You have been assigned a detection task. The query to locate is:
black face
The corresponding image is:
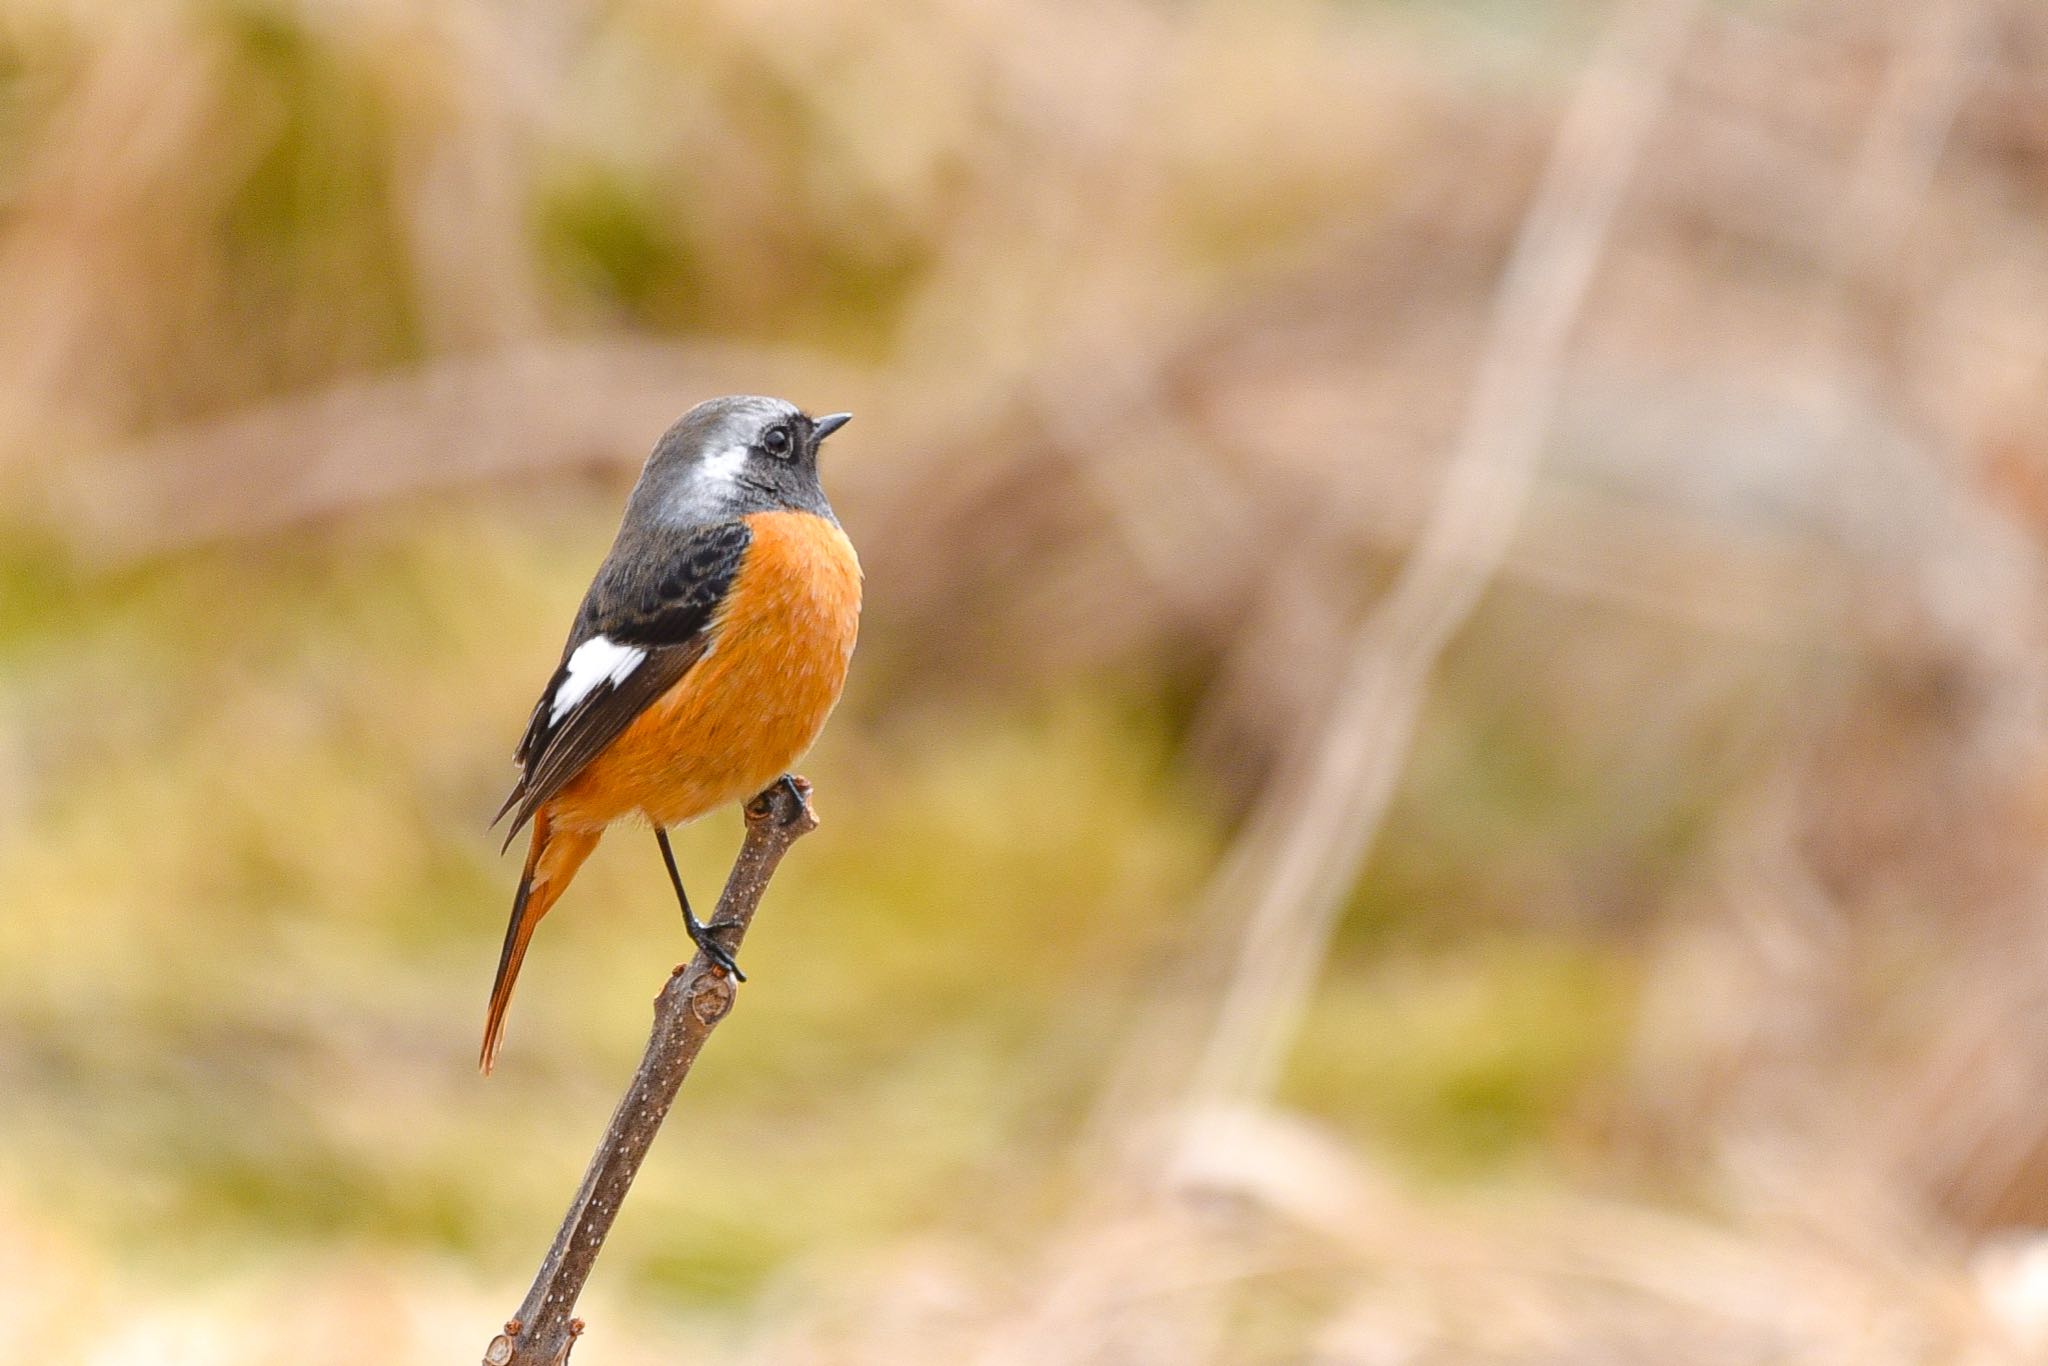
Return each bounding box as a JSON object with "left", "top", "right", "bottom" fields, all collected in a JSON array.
[
  {"left": 750, "top": 409, "right": 849, "bottom": 468},
  {"left": 732, "top": 409, "right": 852, "bottom": 516}
]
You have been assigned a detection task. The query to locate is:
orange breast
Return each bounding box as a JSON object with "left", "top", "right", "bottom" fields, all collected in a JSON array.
[{"left": 549, "top": 510, "right": 862, "bottom": 831}]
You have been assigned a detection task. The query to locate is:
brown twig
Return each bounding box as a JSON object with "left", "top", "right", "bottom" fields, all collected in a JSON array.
[{"left": 482, "top": 776, "right": 819, "bottom": 1366}]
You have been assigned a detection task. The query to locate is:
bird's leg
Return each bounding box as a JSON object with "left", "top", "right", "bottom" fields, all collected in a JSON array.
[{"left": 655, "top": 827, "right": 745, "bottom": 981}]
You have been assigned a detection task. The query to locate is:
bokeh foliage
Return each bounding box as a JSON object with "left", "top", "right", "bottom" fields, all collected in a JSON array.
[{"left": 5, "top": 0, "right": 2048, "bottom": 1360}]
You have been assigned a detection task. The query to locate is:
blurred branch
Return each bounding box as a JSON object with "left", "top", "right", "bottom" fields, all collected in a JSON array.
[
  {"left": 482, "top": 778, "right": 818, "bottom": 1366},
  {"left": 50, "top": 339, "right": 871, "bottom": 565},
  {"left": 973, "top": 10, "right": 1710, "bottom": 1349},
  {"left": 1151, "top": 0, "right": 1705, "bottom": 1158}
]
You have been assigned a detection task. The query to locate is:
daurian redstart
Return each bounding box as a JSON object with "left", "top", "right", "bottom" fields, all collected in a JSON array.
[{"left": 481, "top": 396, "right": 861, "bottom": 1073}]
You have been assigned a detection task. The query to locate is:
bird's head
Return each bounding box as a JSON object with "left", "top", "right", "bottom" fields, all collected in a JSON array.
[{"left": 633, "top": 394, "right": 851, "bottom": 524}]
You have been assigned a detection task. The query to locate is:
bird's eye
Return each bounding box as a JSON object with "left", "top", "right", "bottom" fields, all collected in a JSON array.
[{"left": 761, "top": 424, "right": 793, "bottom": 458}]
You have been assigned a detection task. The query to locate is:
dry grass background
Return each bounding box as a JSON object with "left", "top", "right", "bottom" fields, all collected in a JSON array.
[{"left": 4, "top": 0, "right": 2048, "bottom": 1360}]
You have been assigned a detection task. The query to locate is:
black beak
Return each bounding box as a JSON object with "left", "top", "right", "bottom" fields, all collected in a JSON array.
[{"left": 812, "top": 412, "right": 852, "bottom": 442}]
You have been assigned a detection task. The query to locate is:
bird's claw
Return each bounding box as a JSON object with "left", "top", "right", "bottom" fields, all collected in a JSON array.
[{"left": 685, "top": 910, "right": 746, "bottom": 981}]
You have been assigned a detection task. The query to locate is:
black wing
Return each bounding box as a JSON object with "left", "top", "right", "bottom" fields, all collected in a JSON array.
[{"left": 494, "top": 519, "right": 752, "bottom": 845}]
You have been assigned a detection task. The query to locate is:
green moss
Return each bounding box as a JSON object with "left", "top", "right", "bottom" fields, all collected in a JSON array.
[
  {"left": 536, "top": 166, "right": 704, "bottom": 327},
  {"left": 0, "top": 16, "right": 64, "bottom": 205},
  {"left": 0, "top": 534, "right": 86, "bottom": 649},
  {"left": 210, "top": 2, "right": 422, "bottom": 386},
  {"left": 0, "top": 512, "right": 1226, "bottom": 1296},
  {"left": 637, "top": 1222, "right": 792, "bottom": 1306},
  {"left": 0, "top": 494, "right": 1679, "bottom": 1309},
  {"left": 1286, "top": 936, "right": 1635, "bottom": 1176},
  {"left": 782, "top": 235, "right": 932, "bottom": 362}
]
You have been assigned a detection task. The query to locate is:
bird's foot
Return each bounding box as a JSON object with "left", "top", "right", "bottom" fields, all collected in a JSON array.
[{"left": 685, "top": 907, "right": 746, "bottom": 981}]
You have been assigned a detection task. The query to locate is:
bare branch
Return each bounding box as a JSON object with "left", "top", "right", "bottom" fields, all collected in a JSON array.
[{"left": 481, "top": 776, "right": 819, "bottom": 1366}]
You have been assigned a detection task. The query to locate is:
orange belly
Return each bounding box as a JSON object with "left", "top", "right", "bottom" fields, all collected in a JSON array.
[{"left": 547, "top": 510, "right": 861, "bottom": 831}]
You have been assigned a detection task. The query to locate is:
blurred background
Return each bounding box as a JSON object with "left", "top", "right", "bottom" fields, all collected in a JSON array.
[{"left": 3, "top": 0, "right": 2048, "bottom": 1361}]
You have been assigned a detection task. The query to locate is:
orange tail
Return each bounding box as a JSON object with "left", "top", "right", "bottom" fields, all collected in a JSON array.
[{"left": 480, "top": 811, "right": 601, "bottom": 1075}]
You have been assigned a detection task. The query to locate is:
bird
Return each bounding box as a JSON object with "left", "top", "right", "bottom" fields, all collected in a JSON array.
[{"left": 480, "top": 395, "right": 862, "bottom": 1074}]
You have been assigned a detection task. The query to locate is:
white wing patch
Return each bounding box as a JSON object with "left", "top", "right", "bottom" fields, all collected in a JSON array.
[{"left": 550, "top": 635, "right": 646, "bottom": 724}]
